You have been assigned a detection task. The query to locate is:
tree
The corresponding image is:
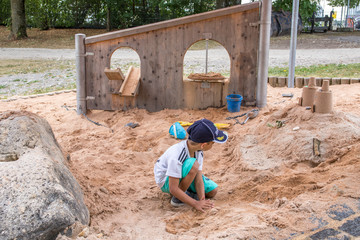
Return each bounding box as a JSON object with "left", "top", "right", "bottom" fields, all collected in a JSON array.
[
  {"left": 0, "top": 0, "right": 11, "bottom": 26},
  {"left": 272, "top": 0, "right": 320, "bottom": 25},
  {"left": 328, "top": 0, "right": 360, "bottom": 8},
  {"left": 216, "top": 0, "right": 242, "bottom": 9},
  {"left": 9, "top": 0, "right": 27, "bottom": 39}
]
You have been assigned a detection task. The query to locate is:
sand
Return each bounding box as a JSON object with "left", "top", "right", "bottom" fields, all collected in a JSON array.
[{"left": 1, "top": 84, "right": 360, "bottom": 239}]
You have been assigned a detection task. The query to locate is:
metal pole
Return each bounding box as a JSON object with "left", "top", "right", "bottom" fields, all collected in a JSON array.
[
  {"left": 205, "top": 39, "right": 209, "bottom": 74},
  {"left": 75, "top": 34, "right": 87, "bottom": 115},
  {"left": 345, "top": 0, "right": 350, "bottom": 27},
  {"left": 256, "top": 0, "right": 272, "bottom": 108},
  {"left": 288, "top": 0, "right": 300, "bottom": 88}
]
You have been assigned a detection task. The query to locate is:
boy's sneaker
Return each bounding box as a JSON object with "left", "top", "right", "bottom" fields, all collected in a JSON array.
[
  {"left": 186, "top": 191, "right": 199, "bottom": 201},
  {"left": 170, "top": 196, "right": 184, "bottom": 207},
  {"left": 170, "top": 191, "right": 199, "bottom": 207}
]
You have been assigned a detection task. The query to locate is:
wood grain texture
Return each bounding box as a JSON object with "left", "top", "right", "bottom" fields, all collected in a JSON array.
[
  {"left": 119, "top": 66, "right": 141, "bottom": 96},
  {"left": 85, "top": 3, "right": 259, "bottom": 44},
  {"left": 83, "top": 4, "right": 260, "bottom": 112}
]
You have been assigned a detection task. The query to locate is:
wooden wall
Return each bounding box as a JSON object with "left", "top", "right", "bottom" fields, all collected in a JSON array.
[{"left": 83, "top": 2, "right": 260, "bottom": 112}]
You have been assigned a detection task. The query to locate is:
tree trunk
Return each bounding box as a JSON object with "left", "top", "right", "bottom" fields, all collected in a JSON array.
[
  {"left": 216, "top": 0, "right": 223, "bottom": 9},
  {"left": 9, "top": 0, "right": 27, "bottom": 40},
  {"left": 106, "top": 5, "right": 111, "bottom": 31}
]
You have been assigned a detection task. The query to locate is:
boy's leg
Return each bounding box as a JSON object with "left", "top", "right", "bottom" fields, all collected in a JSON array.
[
  {"left": 160, "top": 157, "right": 198, "bottom": 194},
  {"left": 178, "top": 158, "right": 199, "bottom": 192},
  {"left": 205, "top": 186, "right": 218, "bottom": 198},
  {"left": 188, "top": 174, "right": 218, "bottom": 198},
  {"left": 160, "top": 157, "right": 218, "bottom": 198}
]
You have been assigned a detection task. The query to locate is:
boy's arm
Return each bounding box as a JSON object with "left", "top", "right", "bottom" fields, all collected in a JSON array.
[
  {"left": 194, "top": 170, "right": 205, "bottom": 200},
  {"left": 168, "top": 176, "right": 213, "bottom": 212}
]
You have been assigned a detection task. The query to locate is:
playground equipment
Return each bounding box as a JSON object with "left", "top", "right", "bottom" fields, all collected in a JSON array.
[{"left": 76, "top": 2, "right": 270, "bottom": 113}]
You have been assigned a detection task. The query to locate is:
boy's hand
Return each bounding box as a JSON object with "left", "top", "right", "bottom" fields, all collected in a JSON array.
[{"left": 194, "top": 199, "right": 214, "bottom": 212}]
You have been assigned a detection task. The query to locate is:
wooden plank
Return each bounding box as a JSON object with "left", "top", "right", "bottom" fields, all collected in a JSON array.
[
  {"left": 86, "top": 42, "right": 110, "bottom": 110},
  {"left": 104, "top": 67, "right": 125, "bottom": 80},
  {"left": 105, "top": 67, "right": 124, "bottom": 94},
  {"left": 100, "top": 42, "right": 112, "bottom": 109},
  {"left": 153, "top": 29, "right": 167, "bottom": 109},
  {"left": 85, "top": 2, "right": 259, "bottom": 44},
  {"left": 232, "top": 13, "right": 245, "bottom": 98},
  {"left": 241, "top": 10, "right": 259, "bottom": 105},
  {"left": 183, "top": 81, "right": 228, "bottom": 109},
  {"left": 119, "top": 66, "right": 141, "bottom": 96},
  {"left": 85, "top": 44, "right": 96, "bottom": 109},
  {"left": 164, "top": 26, "right": 177, "bottom": 109},
  {"left": 174, "top": 24, "right": 186, "bottom": 109}
]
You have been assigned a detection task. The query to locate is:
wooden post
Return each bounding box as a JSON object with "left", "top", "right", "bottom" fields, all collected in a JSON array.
[
  {"left": 295, "top": 77, "right": 304, "bottom": 88},
  {"left": 277, "top": 77, "right": 287, "bottom": 87},
  {"left": 268, "top": 76, "right": 277, "bottom": 87},
  {"left": 341, "top": 78, "right": 350, "bottom": 85},
  {"left": 315, "top": 77, "right": 323, "bottom": 86},
  {"left": 75, "top": 34, "right": 86, "bottom": 115}
]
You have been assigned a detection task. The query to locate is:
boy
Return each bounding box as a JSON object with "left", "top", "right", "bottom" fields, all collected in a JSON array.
[{"left": 154, "top": 118, "right": 228, "bottom": 212}]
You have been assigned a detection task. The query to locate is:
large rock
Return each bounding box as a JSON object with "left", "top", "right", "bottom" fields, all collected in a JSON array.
[{"left": 0, "top": 111, "right": 89, "bottom": 240}]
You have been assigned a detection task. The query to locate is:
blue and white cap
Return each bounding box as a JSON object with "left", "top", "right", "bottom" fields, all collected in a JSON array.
[{"left": 187, "top": 118, "right": 228, "bottom": 143}]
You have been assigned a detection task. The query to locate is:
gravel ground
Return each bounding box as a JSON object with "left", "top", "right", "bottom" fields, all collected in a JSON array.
[
  {"left": 1, "top": 47, "right": 360, "bottom": 99},
  {"left": 2, "top": 47, "right": 360, "bottom": 67}
]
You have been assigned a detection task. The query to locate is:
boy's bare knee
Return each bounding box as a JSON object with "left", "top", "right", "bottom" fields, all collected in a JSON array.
[
  {"left": 206, "top": 187, "right": 218, "bottom": 198},
  {"left": 189, "top": 160, "right": 199, "bottom": 174}
]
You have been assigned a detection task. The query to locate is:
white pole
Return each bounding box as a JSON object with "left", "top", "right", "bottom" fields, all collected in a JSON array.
[
  {"left": 205, "top": 39, "right": 209, "bottom": 74},
  {"left": 288, "top": 0, "right": 300, "bottom": 88},
  {"left": 256, "top": 0, "right": 272, "bottom": 108},
  {"left": 75, "top": 34, "right": 86, "bottom": 115}
]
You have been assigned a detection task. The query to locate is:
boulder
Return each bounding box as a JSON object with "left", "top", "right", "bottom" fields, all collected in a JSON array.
[{"left": 0, "top": 111, "right": 89, "bottom": 240}]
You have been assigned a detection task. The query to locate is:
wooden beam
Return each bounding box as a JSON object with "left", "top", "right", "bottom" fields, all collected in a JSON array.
[
  {"left": 85, "top": 2, "right": 259, "bottom": 45},
  {"left": 119, "top": 66, "right": 141, "bottom": 96},
  {"left": 104, "top": 67, "right": 125, "bottom": 80}
]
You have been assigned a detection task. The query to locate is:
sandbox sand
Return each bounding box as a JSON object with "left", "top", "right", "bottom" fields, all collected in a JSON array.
[{"left": 1, "top": 84, "right": 360, "bottom": 239}]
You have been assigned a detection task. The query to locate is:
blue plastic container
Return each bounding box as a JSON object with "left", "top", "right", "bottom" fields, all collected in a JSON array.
[{"left": 226, "top": 94, "right": 243, "bottom": 112}]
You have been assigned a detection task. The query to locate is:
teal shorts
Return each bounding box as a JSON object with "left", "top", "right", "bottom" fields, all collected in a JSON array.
[{"left": 160, "top": 157, "right": 218, "bottom": 194}]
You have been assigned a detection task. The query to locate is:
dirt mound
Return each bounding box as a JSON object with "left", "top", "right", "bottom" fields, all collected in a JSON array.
[{"left": 1, "top": 83, "right": 360, "bottom": 239}]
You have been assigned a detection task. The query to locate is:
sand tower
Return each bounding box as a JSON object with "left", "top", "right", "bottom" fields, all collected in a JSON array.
[
  {"left": 299, "top": 77, "right": 317, "bottom": 107},
  {"left": 312, "top": 80, "right": 333, "bottom": 113}
]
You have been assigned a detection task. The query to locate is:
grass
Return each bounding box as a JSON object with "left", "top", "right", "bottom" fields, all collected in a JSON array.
[
  {"left": 268, "top": 63, "right": 360, "bottom": 78},
  {"left": 23, "top": 82, "right": 76, "bottom": 95},
  {"left": 27, "top": 80, "right": 40, "bottom": 84},
  {"left": 0, "top": 59, "right": 75, "bottom": 77},
  {"left": 0, "top": 26, "right": 107, "bottom": 49}
]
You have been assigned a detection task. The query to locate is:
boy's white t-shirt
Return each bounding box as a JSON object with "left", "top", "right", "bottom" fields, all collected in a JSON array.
[{"left": 154, "top": 140, "right": 204, "bottom": 188}]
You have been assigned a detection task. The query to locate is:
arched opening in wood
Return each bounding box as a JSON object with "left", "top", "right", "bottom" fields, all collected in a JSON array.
[
  {"left": 110, "top": 47, "right": 141, "bottom": 75},
  {"left": 182, "top": 40, "right": 231, "bottom": 110},
  {"left": 105, "top": 47, "right": 141, "bottom": 96},
  {"left": 183, "top": 39, "right": 231, "bottom": 82}
]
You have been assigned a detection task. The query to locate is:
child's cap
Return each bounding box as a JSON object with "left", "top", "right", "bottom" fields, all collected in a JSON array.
[{"left": 187, "top": 118, "right": 228, "bottom": 143}]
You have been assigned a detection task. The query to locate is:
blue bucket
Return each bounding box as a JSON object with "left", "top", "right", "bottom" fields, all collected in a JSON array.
[{"left": 226, "top": 94, "right": 243, "bottom": 112}]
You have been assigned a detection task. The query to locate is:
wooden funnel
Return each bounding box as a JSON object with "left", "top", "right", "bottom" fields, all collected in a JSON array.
[
  {"left": 312, "top": 80, "right": 333, "bottom": 113},
  {"left": 299, "top": 77, "right": 317, "bottom": 107}
]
